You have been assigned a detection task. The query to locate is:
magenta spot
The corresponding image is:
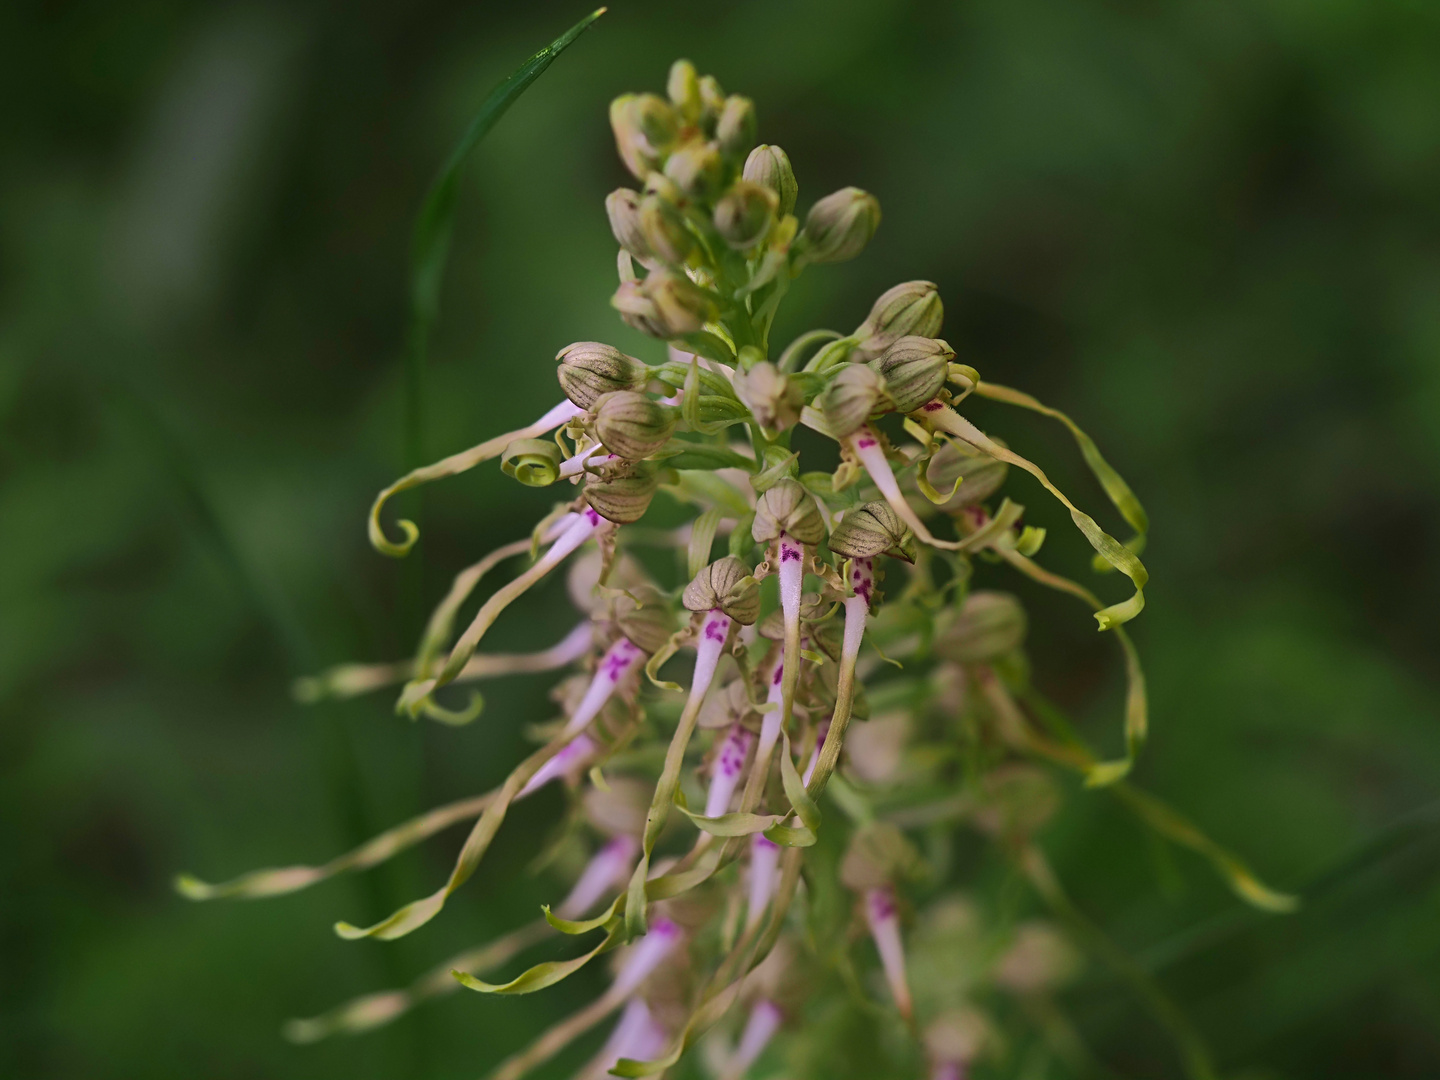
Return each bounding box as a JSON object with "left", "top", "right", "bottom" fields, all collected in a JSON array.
[
  {"left": 857, "top": 438, "right": 877, "bottom": 449},
  {"left": 705, "top": 619, "right": 727, "bottom": 642},
  {"left": 584, "top": 507, "right": 601, "bottom": 526},
  {"left": 868, "top": 890, "right": 897, "bottom": 921},
  {"left": 780, "top": 546, "right": 801, "bottom": 562},
  {"left": 755, "top": 835, "right": 780, "bottom": 852},
  {"left": 772, "top": 666, "right": 783, "bottom": 686},
  {"left": 922, "top": 400, "right": 943, "bottom": 412},
  {"left": 856, "top": 582, "right": 872, "bottom": 602}
]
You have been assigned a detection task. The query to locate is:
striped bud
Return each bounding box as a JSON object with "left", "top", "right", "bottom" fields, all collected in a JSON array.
[
  {"left": 605, "top": 188, "right": 652, "bottom": 262},
  {"left": 714, "top": 181, "right": 777, "bottom": 250},
  {"left": 593, "top": 391, "right": 676, "bottom": 460},
  {"left": 828, "top": 501, "right": 915, "bottom": 562},
  {"left": 612, "top": 270, "right": 715, "bottom": 339},
  {"left": 752, "top": 478, "right": 826, "bottom": 546},
  {"left": 821, "top": 363, "right": 890, "bottom": 437},
  {"left": 614, "top": 590, "right": 678, "bottom": 656},
  {"left": 935, "top": 591, "right": 1027, "bottom": 663},
  {"left": 855, "top": 281, "right": 944, "bottom": 360},
  {"left": 557, "top": 342, "right": 648, "bottom": 409},
  {"left": 716, "top": 95, "right": 757, "bottom": 158},
  {"left": 609, "top": 94, "right": 675, "bottom": 179},
  {"left": 639, "top": 193, "right": 694, "bottom": 264},
  {"left": 869, "top": 336, "right": 954, "bottom": 413},
  {"left": 801, "top": 187, "right": 880, "bottom": 264},
  {"left": 663, "top": 142, "right": 725, "bottom": 201},
  {"left": 742, "top": 144, "right": 797, "bottom": 218},
  {"left": 682, "top": 555, "right": 760, "bottom": 625},
  {"left": 733, "top": 360, "right": 802, "bottom": 433},
  {"left": 584, "top": 465, "right": 659, "bottom": 525},
  {"left": 499, "top": 438, "right": 562, "bottom": 487},
  {"left": 667, "top": 60, "right": 702, "bottom": 122},
  {"left": 925, "top": 439, "right": 1009, "bottom": 513}
]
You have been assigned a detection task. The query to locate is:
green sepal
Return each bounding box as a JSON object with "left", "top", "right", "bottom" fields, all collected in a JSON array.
[
  {"left": 451, "top": 921, "right": 620, "bottom": 995},
  {"left": 678, "top": 806, "right": 781, "bottom": 837}
]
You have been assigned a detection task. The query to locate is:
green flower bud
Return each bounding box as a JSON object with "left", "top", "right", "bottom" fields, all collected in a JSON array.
[
  {"left": 801, "top": 187, "right": 880, "bottom": 264},
  {"left": 869, "top": 336, "right": 954, "bottom": 414},
  {"left": 992, "top": 922, "right": 1081, "bottom": 995},
  {"left": 593, "top": 390, "right": 676, "bottom": 460},
  {"left": 742, "top": 144, "right": 798, "bottom": 218},
  {"left": 935, "top": 591, "right": 1027, "bottom": 663},
  {"left": 682, "top": 555, "right": 760, "bottom": 624},
  {"left": 698, "top": 75, "right": 726, "bottom": 123},
  {"left": 609, "top": 94, "right": 669, "bottom": 180},
  {"left": 584, "top": 465, "right": 659, "bottom": 524},
  {"left": 605, "top": 188, "right": 652, "bottom": 263},
  {"left": 828, "top": 501, "right": 915, "bottom": 562},
  {"left": 633, "top": 93, "right": 679, "bottom": 152},
  {"left": 821, "top": 363, "right": 891, "bottom": 437},
  {"left": 757, "top": 592, "right": 830, "bottom": 640},
  {"left": 639, "top": 192, "right": 694, "bottom": 264},
  {"left": 924, "top": 1009, "right": 993, "bottom": 1068},
  {"left": 612, "top": 270, "right": 715, "bottom": 339},
  {"left": 974, "top": 765, "right": 1059, "bottom": 841},
  {"left": 715, "top": 95, "right": 756, "bottom": 158},
  {"left": 499, "top": 438, "right": 563, "bottom": 487},
  {"left": 667, "top": 60, "right": 702, "bottom": 122},
  {"left": 854, "top": 281, "right": 944, "bottom": 360},
  {"left": 663, "top": 142, "right": 725, "bottom": 201},
  {"left": 925, "top": 440, "right": 1009, "bottom": 513},
  {"left": 713, "top": 181, "right": 777, "bottom": 250},
  {"left": 839, "top": 822, "right": 917, "bottom": 891},
  {"left": 752, "top": 478, "right": 826, "bottom": 546},
  {"left": 613, "top": 586, "right": 678, "bottom": 655},
  {"left": 556, "top": 341, "right": 648, "bottom": 409},
  {"left": 732, "top": 359, "right": 802, "bottom": 433}
]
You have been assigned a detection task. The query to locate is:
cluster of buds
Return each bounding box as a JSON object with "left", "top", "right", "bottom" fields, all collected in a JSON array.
[{"left": 182, "top": 58, "right": 1295, "bottom": 1080}]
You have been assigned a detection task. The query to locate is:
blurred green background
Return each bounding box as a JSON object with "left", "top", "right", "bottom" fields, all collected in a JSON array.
[{"left": 4, "top": 0, "right": 1440, "bottom": 1077}]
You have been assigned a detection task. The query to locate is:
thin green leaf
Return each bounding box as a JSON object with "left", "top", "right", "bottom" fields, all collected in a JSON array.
[
  {"left": 452, "top": 922, "right": 619, "bottom": 995},
  {"left": 400, "top": 8, "right": 606, "bottom": 474}
]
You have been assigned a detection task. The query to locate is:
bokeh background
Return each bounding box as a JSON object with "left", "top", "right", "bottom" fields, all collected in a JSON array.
[{"left": 5, "top": 0, "right": 1440, "bottom": 1077}]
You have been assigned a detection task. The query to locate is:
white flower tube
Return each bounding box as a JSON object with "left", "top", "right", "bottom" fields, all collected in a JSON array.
[
  {"left": 518, "top": 734, "right": 598, "bottom": 799},
  {"left": 746, "top": 835, "right": 782, "bottom": 932},
  {"left": 402, "top": 508, "right": 605, "bottom": 715},
  {"left": 865, "top": 885, "right": 913, "bottom": 1021},
  {"left": 610, "top": 917, "right": 682, "bottom": 998},
  {"left": 556, "top": 835, "right": 640, "bottom": 920},
  {"left": 586, "top": 998, "right": 670, "bottom": 1079},
  {"left": 723, "top": 999, "right": 784, "bottom": 1080},
  {"left": 705, "top": 723, "right": 755, "bottom": 818},
  {"left": 847, "top": 427, "right": 957, "bottom": 551}
]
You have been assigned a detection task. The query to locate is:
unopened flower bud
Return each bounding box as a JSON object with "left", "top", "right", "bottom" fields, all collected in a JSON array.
[
  {"left": 869, "top": 336, "right": 954, "bottom": 414},
  {"left": 974, "top": 765, "right": 1059, "bottom": 841},
  {"left": 716, "top": 95, "right": 756, "bottom": 158},
  {"left": 821, "top": 363, "right": 890, "bottom": 437},
  {"left": 924, "top": 1009, "right": 992, "bottom": 1070},
  {"left": 639, "top": 193, "right": 694, "bottom": 264},
  {"left": 828, "top": 501, "right": 915, "bottom": 562},
  {"left": 584, "top": 465, "right": 659, "bottom": 525},
  {"left": 801, "top": 187, "right": 880, "bottom": 264},
  {"left": 500, "top": 438, "right": 563, "bottom": 487},
  {"left": 839, "top": 823, "right": 916, "bottom": 891},
  {"left": 855, "top": 281, "right": 944, "bottom": 360},
  {"left": 935, "top": 590, "right": 1027, "bottom": 663},
  {"left": 663, "top": 142, "right": 725, "bottom": 201},
  {"left": 742, "top": 145, "right": 797, "bottom": 218},
  {"left": 584, "top": 775, "right": 652, "bottom": 836},
  {"left": 557, "top": 342, "right": 648, "bottom": 409},
  {"left": 752, "top": 478, "right": 826, "bottom": 546},
  {"left": 610, "top": 94, "right": 672, "bottom": 180},
  {"left": 992, "top": 922, "right": 1081, "bottom": 994},
  {"left": 614, "top": 593, "right": 678, "bottom": 656},
  {"left": 593, "top": 391, "right": 676, "bottom": 460},
  {"left": 682, "top": 555, "right": 760, "bottom": 625},
  {"left": 612, "top": 270, "right": 715, "bottom": 339},
  {"left": 733, "top": 360, "right": 802, "bottom": 433},
  {"left": 698, "top": 75, "right": 726, "bottom": 121},
  {"left": 605, "top": 188, "right": 653, "bottom": 262},
  {"left": 666, "top": 60, "right": 701, "bottom": 121},
  {"left": 925, "top": 440, "right": 1009, "bottom": 513},
  {"left": 713, "top": 181, "right": 777, "bottom": 250}
]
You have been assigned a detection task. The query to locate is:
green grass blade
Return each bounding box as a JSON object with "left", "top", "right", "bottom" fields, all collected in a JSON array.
[{"left": 401, "top": 6, "right": 606, "bottom": 470}]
